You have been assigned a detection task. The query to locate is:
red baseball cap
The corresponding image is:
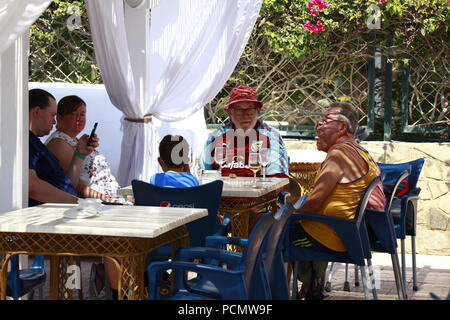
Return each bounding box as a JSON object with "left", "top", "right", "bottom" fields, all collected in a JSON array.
[{"left": 224, "top": 85, "right": 263, "bottom": 110}]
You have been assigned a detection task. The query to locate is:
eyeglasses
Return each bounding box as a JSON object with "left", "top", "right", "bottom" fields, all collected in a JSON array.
[
  {"left": 231, "top": 107, "right": 257, "bottom": 116},
  {"left": 317, "top": 112, "right": 342, "bottom": 124},
  {"left": 316, "top": 112, "right": 353, "bottom": 131}
]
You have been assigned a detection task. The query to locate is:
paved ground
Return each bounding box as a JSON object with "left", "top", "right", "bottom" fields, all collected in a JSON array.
[
  {"left": 321, "top": 253, "right": 450, "bottom": 300},
  {"left": 23, "top": 252, "right": 450, "bottom": 300}
]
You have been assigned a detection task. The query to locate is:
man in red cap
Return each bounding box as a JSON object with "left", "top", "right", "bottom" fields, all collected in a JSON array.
[{"left": 201, "top": 85, "right": 288, "bottom": 178}]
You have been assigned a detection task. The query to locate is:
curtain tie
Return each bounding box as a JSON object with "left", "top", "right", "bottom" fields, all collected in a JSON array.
[{"left": 124, "top": 113, "right": 153, "bottom": 123}]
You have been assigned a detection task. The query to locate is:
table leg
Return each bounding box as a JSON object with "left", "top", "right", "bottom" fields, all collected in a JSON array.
[
  {"left": 228, "top": 213, "right": 248, "bottom": 252},
  {"left": 49, "top": 255, "right": 75, "bottom": 300},
  {"left": 0, "top": 254, "right": 8, "bottom": 300},
  {"left": 167, "top": 234, "right": 190, "bottom": 293},
  {"left": 116, "top": 254, "right": 146, "bottom": 300}
]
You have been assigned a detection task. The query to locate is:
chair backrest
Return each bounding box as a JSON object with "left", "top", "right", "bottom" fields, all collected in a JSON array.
[
  {"left": 132, "top": 179, "right": 224, "bottom": 247},
  {"left": 241, "top": 212, "right": 275, "bottom": 299},
  {"left": 264, "top": 203, "right": 294, "bottom": 299},
  {"left": 378, "top": 158, "right": 425, "bottom": 195},
  {"left": 265, "top": 203, "right": 294, "bottom": 275}
]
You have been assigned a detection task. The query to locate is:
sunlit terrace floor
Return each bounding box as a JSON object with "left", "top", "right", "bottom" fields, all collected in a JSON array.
[{"left": 33, "top": 252, "right": 449, "bottom": 301}]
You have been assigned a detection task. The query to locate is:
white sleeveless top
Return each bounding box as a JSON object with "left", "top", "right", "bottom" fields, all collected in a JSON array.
[{"left": 45, "top": 130, "right": 122, "bottom": 201}]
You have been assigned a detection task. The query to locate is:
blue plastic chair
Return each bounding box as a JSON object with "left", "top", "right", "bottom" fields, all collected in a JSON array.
[
  {"left": 178, "top": 203, "right": 295, "bottom": 300},
  {"left": 147, "top": 212, "right": 275, "bottom": 300},
  {"left": 378, "top": 158, "right": 425, "bottom": 291},
  {"left": 326, "top": 168, "right": 415, "bottom": 298},
  {"left": 283, "top": 176, "right": 382, "bottom": 300},
  {"left": 7, "top": 255, "right": 46, "bottom": 299},
  {"left": 131, "top": 179, "right": 230, "bottom": 262},
  {"left": 365, "top": 169, "right": 410, "bottom": 300}
]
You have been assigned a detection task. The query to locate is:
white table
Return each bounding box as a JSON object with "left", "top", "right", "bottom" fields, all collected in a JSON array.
[
  {"left": 117, "top": 176, "right": 289, "bottom": 249},
  {"left": 287, "top": 149, "right": 327, "bottom": 163},
  {"left": 286, "top": 149, "right": 325, "bottom": 199},
  {"left": 0, "top": 203, "right": 207, "bottom": 300},
  {"left": 118, "top": 176, "right": 289, "bottom": 199},
  {"left": 202, "top": 176, "right": 289, "bottom": 198}
]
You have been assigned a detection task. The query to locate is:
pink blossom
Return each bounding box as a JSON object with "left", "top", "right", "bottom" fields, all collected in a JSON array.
[
  {"left": 379, "top": 0, "right": 385, "bottom": 4},
  {"left": 306, "top": 0, "right": 329, "bottom": 15}
]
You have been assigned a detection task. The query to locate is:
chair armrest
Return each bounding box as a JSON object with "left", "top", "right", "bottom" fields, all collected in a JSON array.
[
  {"left": 293, "top": 195, "right": 308, "bottom": 210},
  {"left": 289, "top": 212, "right": 355, "bottom": 237},
  {"left": 287, "top": 212, "right": 364, "bottom": 260},
  {"left": 365, "top": 208, "right": 397, "bottom": 252},
  {"left": 213, "top": 214, "right": 231, "bottom": 237},
  {"left": 396, "top": 194, "right": 419, "bottom": 236},
  {"left": 147, "top": 261, "right": 245, "bottom": 300},
  {"left": 176, "top": 247, "right": 243, "bottom": 268},
  {"left": 289, "top": 212, "right": 352, "bottom": 227}
]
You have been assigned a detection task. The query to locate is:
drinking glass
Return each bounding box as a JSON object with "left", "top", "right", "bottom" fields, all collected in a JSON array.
[
  {"left": 214, "top": 147, "right": 226, "bottom": 176},
  {"left": 248, "top": 152, "right": 261, "bottom": 187},
  {"left": 259, "top": 148, "right": 271, "bottom": 181}
]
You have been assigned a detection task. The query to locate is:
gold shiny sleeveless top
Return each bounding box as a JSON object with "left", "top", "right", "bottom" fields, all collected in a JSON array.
[{"left": 301, "top": 142, "right": 378, "bottom": 252}]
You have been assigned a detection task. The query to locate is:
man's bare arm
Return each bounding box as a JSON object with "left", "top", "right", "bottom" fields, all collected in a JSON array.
[
  {"left": 295, "top": 148, "right": 346, "bottom": 213},
  {"left": 29, "top": 169, "right": 78, "bottom": 204}
]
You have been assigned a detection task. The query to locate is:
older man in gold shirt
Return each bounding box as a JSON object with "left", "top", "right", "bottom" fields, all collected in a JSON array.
[{"left": 292, "top": 102, "right": 386, "bottom": 300}]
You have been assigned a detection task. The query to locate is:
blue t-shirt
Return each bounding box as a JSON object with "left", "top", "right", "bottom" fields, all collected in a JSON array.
[
  {"left": 29, "top": 131, "right": 77, "bottom": 207},
  {"left": 150, "top": 171, "right": 199, "bottom": 188}
]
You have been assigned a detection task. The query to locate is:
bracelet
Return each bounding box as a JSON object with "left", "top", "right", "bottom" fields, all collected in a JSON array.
[{"left": 74, "top": 150, "right": 86, "bottom": 160}]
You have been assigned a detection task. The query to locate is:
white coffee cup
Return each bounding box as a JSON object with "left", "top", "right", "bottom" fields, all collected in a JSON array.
[{"left": 78, "top": 198, "right": 102, "bottom": 210}]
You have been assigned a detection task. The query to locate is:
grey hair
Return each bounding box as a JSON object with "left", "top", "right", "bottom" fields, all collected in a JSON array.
[{"left": 328, "top": 102, "right": 359, "bottom": 134}]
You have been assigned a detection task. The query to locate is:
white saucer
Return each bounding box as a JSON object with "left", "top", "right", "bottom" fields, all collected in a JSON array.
[{"left": 63, "top": 207, "right": 102, "bottom": 219}]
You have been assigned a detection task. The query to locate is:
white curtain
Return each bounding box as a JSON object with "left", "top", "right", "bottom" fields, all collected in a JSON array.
[
  {"left": 86, "top": 0, "right": 262, "bottom": 186},
  {"left": 0, "top": 0, "right": 52, "bottom": 55}
]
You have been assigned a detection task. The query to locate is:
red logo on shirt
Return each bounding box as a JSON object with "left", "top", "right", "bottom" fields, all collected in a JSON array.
[{"left": 160, "top": 201, "right": 170, "bottom": 207}]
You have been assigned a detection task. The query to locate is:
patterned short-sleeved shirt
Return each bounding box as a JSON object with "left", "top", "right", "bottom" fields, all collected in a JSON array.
[
  {"left": 45, "top": 130, "right": 123, "bottom": 202},
  {"left": 201, "top": 120, "right": 289, "bottom": 177}
]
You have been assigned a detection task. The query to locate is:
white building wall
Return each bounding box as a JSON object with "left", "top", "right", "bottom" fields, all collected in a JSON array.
[{"left": 29, "top": 82, "right": 209, "bottom": 181}]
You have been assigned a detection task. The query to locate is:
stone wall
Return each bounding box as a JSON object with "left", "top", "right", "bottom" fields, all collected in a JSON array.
[{"left": 284, "top": 139, "right": 450, "bottom": 256}]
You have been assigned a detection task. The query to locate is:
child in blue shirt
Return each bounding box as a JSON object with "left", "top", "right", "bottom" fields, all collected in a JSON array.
[{"left": 150, "top": 134, "right": 199, "bottom": 188}]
